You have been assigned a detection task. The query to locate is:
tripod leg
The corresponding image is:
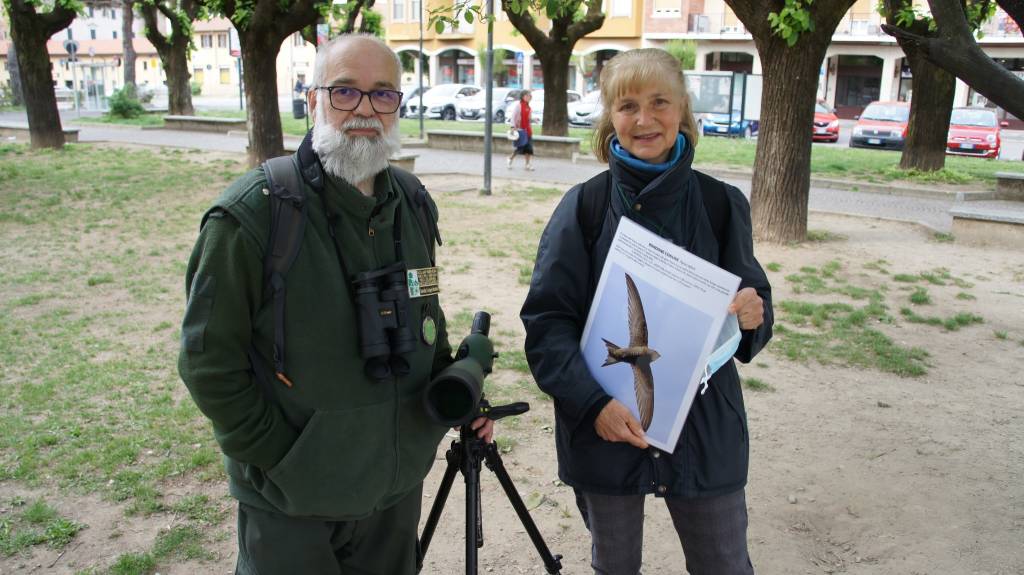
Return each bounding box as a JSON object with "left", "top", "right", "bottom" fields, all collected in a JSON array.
[
  {"left": 418, "top": 442, "right": 462, "bottom": 573},
  {"left": 464, "top": 444, "right": 480, "bottom": 575},
  {"left": 483, "top": 444, "right": 563, "bottom": 574}
]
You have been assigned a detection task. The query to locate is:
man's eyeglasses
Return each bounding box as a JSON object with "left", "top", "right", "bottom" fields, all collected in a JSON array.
[{"left": 317, "top": 86, "right": 404, "bottom": 114}]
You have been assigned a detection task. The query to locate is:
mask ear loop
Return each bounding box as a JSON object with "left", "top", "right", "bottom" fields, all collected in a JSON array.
[{"left": 699, "top": 365, "right": 711, "bottom": 395}]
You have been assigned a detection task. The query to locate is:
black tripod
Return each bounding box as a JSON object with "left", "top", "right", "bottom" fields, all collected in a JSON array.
[{"left": 417, "top": 401, "right": 563, "bottom": 575}]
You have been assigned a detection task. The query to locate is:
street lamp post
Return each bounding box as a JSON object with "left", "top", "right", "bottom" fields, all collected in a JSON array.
[
  {"left": 481, "top": 0, "right": 494, "bottom": 195},
  {"left": 418, "top": 0, "right": 424, "bottom": 141}
]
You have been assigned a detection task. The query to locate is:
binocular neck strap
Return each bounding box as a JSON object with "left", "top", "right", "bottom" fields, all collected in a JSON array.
[{"left": 317, "top": 188, "right": 405, "bottom": 291}]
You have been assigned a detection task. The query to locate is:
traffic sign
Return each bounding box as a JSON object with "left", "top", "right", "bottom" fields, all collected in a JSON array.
[{"left": 63, "top": 38, "right": 79, "bottom": 62}]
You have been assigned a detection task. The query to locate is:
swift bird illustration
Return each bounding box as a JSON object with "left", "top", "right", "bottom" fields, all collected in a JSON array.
[{"left": 601, "top": 273, "right": 660, "bottom": 431}]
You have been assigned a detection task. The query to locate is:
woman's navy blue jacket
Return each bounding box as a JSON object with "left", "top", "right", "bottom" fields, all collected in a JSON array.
[{"left": 520, "top": 140, "right": 773, "bottom": 498}]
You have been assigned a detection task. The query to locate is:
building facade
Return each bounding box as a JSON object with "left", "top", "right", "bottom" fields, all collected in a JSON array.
[{"left": 2, "top": 0, "right": 1021, "bottom": 118}]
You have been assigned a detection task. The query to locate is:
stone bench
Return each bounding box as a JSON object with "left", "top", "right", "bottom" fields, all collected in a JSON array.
[
  {"left": 163, "top": 115, "right": 247, "bottom": 133},
  {"left": 949, "top": 206, "right": 1024, "bottom": 248},
  {"left": 282, "top": 139, "right": 417, "bottom": 172},
  {"left": 995, "top": 172, "right": 1024, "bottom": 202},
  {"left": 0, "top": 122, "right": 79, "bottom": 143},
  {"left": 426, "top": 129, "right": 582, "bottom": 160}
]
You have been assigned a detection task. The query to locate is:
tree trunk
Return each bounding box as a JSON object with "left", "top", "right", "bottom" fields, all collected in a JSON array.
[
  {"left": 538, "top": 51, "right": 570, "bottom": 136},
  {"left": 9, "top": 16, "right": 65, "bottom": 148},
  {"left": 139, "top": 0, "right": 197, "bottom": 115},
  {"left": 6, "top": 43, "right": 24, "bottom": 106},
  {"left": 898, "top": 51, "right": 955, "bottom": 171},
  {"left": 122, "top": 0, "right": 136, "bottom": 88},
  {"left": 165, "top": 46, "right": 194, "bottom": 115},
  {"left": 241, "top": 37, "right": 284, "bottom": 165},
  {"left": 749, "top": 43, "right": 829, "bottom": 243}
]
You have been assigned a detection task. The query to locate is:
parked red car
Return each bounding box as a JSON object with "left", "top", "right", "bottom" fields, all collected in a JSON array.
[
  {"left": 813, "top": 101, "right": 840, "bottom": 142},
  {"left": 946, "top": 107, "right": 1006, "bottom": 159},
  {"left": 849, "top": 101, "right": 910, "bottom": 151}
]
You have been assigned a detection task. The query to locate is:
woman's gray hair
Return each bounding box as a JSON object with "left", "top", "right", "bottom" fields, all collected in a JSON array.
[
  {"left": 311, "top": 34, "right": 402, "bottom": 89},
  {"left": 591, "top": 48, "right": 699, "bottom": 163}
]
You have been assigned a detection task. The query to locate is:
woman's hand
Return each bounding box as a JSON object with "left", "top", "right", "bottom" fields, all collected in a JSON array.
[
  {"left": 468, "top": 416, "right": 495, "bottom": 443},
  {"left": 594, "top": 400, "right": 649, "bottom": 449},
  {"left": 728, "top": 287, "right": 764, "bottom": 330}
]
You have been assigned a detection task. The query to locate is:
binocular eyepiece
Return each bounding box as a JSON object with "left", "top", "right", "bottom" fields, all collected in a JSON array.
[
  {"left": 352, "top": 262, "right": 418, "bottom": 380},
  {"left": 423, "top": 311, "right": 497, "bottom": 427}
]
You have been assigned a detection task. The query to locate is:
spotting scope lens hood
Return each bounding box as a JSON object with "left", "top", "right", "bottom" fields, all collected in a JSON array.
[{"left": 423, "top": 311, "right": 495, "bottom": 427}]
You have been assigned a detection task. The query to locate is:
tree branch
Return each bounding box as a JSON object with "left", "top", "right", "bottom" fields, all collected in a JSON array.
[
  {"left": 884, "top": 19, "right": 1024, "bottom": 119},
  {"left": 139, "top": 2, "right": 171, "bottom": 52},
  {"left": 501, "top": 0, "right": 551, "bottom": 52},
  {"left": 565, "top": 0, "right": 604, "bottom": 44}
]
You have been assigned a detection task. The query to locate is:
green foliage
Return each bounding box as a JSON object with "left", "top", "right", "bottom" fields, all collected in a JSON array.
[
  {"left": 360, "top": 9, "right": 383, "bottom": 35},
  {"left": 879, "top": 0, "right": 996, "bottom": 36},
  {"left": 768, "top": 0, "right": 816, "bottom": 47},
  {"left": 663, "top": 40, "right": 697, "bottom": 70},
  {"left": 109, "top": 86, "right": 146, "bottom": 119},
  {"left": 189, "top": 80, "right": 202, "bottom": 96}
]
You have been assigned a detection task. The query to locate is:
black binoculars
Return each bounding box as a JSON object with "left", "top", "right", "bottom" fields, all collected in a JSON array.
[{"left": 352, "top": 262, "right": 418, "bottom": 380}]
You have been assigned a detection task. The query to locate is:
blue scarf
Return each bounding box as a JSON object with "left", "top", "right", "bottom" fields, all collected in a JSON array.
[{"left": 609, "top": 133, "right": 686, "bottom": 173}]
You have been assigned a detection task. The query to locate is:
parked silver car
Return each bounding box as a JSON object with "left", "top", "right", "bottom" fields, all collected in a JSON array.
[
  {"left": 568, "top": 91, "right": 602, "bottom": 127},
  {"left": 456, "top": 87, "right": 519, "bottom": 123},
  {"left": 529, "top": 89, "right": 582, "bottom": 124}
]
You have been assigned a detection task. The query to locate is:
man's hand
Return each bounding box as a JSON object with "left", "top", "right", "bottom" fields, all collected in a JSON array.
[
  {"left": 728, "top": 287, "right": 764, "bottom": 330},
  {"left": 594, "top": 400, "right": 648, "bottom": 449},
  {"left": 468, "top": 416, "right": 495, "bottom": 443}
]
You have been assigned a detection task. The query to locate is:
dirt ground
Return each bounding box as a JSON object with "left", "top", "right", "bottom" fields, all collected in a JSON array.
[{"left": 2, "top": 173, "right": 1022, "bottom": 575}]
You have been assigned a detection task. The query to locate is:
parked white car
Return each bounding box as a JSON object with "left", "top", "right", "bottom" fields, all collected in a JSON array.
[
  {"left": 456, "top": 87, "right": 520, "bottom": 123},
  {"left": 529, "top": 89, "right": 582, "bottom": 124},
  {"left": 405, "top": 84, "right": 480, "bottom": 121},
  {"left": 568, "top": 91, "right": 602, "bottom": 127}
]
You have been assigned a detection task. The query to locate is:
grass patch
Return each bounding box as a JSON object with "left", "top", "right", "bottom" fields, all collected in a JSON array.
[
  {"left": 765, "top": 262, "right": 782, "bottom": 272},
  {"left": 932, "top": 232, "right": 955, "bottom": 243},
  {"left": 956, "top": 292, "right": 976, "bottom": 301},
  {"left": 742, "top": 377, "right": 774, "bottom": 392},
  {"left": 775, "top": 260, "right": 932, "bottom": 376},
  {"left": 108, "top": 523, "right": 215, "bottom": 574},
  {"left": 900, "top": 308, "right": 984, "bottom": 331},
  {"left": 994, "top": 330, "right": 1008, "bottom": 340},
  {"left": 0, "top": 499, "right": 84, "bottom": 556},
  {"left": 0, "top": 144, "right": 230, "bottom": 525},
  {"left": 806, "top": 229, "right": 845, "bottom": 243},
  {"left": 909, "top": 287, "right": 931, "bottom": 305}
]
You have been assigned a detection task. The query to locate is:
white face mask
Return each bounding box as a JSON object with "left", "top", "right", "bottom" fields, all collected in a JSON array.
[{"left": 699, "top": 313, "right": 741, "bottom": 394}]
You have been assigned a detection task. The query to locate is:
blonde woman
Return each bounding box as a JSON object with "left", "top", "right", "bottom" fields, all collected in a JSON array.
[{"left": 521, "top": 49, "right": 773, "bottom": 574}]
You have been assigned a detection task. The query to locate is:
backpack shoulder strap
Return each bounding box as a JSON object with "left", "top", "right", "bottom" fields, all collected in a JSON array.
[
  {"left": 391, "top": 166, "right": 442, "bottom": 266},
  {"left": 577, "top": 170, "right": 612, "bottom": 253},
  {"left": 576, "top": 169, "right": 730, "bottom": 252},
  {"left": 260, "top": 154, "right": 308, "bottom": 389},
  {"left": 694, "top": 170, "right": 730, "bottom": 249}
]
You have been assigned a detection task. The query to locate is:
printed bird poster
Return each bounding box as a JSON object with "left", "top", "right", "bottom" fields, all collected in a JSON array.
[{"left": 580, "top": 217, "right": 741, "bottom": 452}]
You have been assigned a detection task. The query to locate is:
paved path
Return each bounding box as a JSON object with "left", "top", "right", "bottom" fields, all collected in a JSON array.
[{"left": 4, "top": 118, "right": 1023, "bottom": 233}]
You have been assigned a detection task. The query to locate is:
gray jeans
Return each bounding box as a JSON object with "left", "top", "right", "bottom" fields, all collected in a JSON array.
[{"left": 575, "top": 488, "right": 754, "bottom": 575}]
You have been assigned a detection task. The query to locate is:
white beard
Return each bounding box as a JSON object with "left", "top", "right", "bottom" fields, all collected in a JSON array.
[{"left": 312, "top": 106, "right": 401, "bottom": 187}]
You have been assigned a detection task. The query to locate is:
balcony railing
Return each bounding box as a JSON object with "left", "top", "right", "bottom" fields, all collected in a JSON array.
[{"left": 687, "top": 13, "right": 746, "bottom": 35}]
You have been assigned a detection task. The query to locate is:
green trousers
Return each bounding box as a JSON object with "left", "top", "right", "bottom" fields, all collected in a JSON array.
[{"left": 235, "top": 484, "right": 422, "bottom": 575}]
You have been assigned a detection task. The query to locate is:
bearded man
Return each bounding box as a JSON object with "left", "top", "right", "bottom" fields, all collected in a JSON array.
[{"left": 178, "top": 34, "right": 493, "bottom": 575}]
